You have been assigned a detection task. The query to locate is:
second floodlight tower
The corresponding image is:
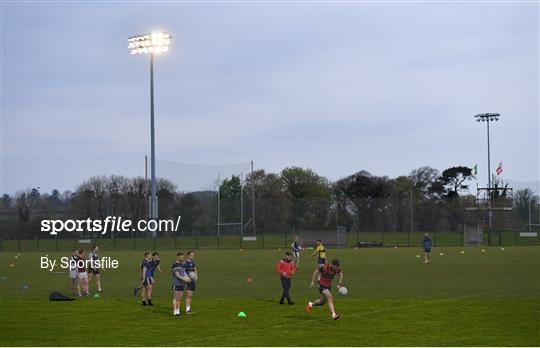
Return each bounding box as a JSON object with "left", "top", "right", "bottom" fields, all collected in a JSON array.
[
  {"left": 128, "top": 32, "right": 172, "bottom": 225},
  {"left": 474, "top": 112, "right": 500, "bottom": 191}
]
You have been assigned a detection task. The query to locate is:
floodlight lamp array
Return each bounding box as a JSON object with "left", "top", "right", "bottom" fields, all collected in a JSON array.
[
  {"left": 128, "top": 32, "right": 172, "bottom": 55},
  {"left": 474, "top": 113, "right": 500, "bottom": 122}
]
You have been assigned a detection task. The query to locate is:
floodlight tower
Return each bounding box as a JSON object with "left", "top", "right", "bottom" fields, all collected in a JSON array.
[
  {"left": 128, "top": 32, "right": 171, "bottom": 224},
  {"left": 474, "top": 113, "right": 500, "bottom": 191}
]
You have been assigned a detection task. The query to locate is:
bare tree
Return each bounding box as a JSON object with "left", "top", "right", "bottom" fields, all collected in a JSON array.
[{"left": 14, "top": 190, "right": 32, "bottom": 221}]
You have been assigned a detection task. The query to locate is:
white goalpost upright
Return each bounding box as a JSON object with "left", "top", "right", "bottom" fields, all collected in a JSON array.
[
  {"left": 154, "top": 159, "right": 255, "bottom": 238},
  {"left": 216, "top": 169, "right": 255, "bottom": 238},
  {"left": 464, "top": 223, "right": 483, "bottom": 247},
  {"left": 337, "top": 226, "right": 347, "bottom": 248}
]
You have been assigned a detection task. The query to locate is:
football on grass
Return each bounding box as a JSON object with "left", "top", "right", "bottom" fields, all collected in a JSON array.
[
  {"left": 338, "top": 286, "right": 348, "bottom": 295},
  {"left": 188, "top": 272, "right": 198, "bottom": 281}
]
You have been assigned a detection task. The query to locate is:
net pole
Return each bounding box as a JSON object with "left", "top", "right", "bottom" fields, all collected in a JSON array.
[
  {"left": 217, "top": 172, "right": 220, "bottom": 237},
  {"left": 529, "top": 196, "right": 532, "bottom": 231},
  {"left": 145, "top": 155, "right": 148, "bottom": 220},
  {"left": 410, "top": 189, "right": 413, "bottom": 239},
  {"left": 240, "top": 174, "right": 244, "bottom": 238},
  {"left": 336, "top": 201, "right": 339, "bottom": 228},
  {"left": 251, "top": 160, "right": 256, "bottom": 235}
]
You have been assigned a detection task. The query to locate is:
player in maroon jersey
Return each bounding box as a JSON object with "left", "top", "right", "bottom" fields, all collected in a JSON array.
[
  {"left": 306, "top": 259, "right": 343, "bottom": 320},
  {"left": 76, "top": 248, "right": 89, "bottom": 297}
]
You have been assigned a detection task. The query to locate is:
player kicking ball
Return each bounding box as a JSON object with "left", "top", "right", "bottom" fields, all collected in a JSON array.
[{"left": 306, "top": 259, "right": 343, "bottom": 320}]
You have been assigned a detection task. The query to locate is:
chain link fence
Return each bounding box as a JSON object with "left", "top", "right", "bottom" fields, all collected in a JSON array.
[
  {"left": 1, "top": 194, "right": 538, "bottom": 251},
  {"left": 1, "top": 229, "right": 538, "bottom": 252}
]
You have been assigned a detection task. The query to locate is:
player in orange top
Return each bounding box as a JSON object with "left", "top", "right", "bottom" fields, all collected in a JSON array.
[
  {"left": 276, "top": 251, "right": 296, "bottom": 305},
  {"left": 306, "top": 259, "right": 343, "bottom": 320}
]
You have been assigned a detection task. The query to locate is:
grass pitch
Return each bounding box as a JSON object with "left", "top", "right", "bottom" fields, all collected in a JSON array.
[{"left": 0, "top": 246, "right": 539, "bottom": 346}]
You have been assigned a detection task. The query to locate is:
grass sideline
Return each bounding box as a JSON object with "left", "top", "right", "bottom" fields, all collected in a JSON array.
[{"left": 0, "top": 246, "right": 539, "bottom": 346}]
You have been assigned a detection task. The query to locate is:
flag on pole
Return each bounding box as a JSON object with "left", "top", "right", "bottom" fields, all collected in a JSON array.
[
  {"left": 472, "top": 164, "right": 478, "bottom": 177},
  {"left": 496, "top": 162, "right": 503, "bottom": 175}
]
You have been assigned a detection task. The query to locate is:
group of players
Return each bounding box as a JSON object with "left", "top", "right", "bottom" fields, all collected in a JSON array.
[
  {"left": 69, "top": 246, "right": 198, "bottom": 317},
  {"left": 72, "top": 232, "right": 433, "bottom": 321},
  {"left": 276, "top": 237, "right": 344, "bottom": 321},
  {"left": 276, "top": 232, "right": 432, "bottom": 320},
  {"left": 68, "top": 245, "right": 103, "bottom": 297},
  {"left": 134, "top": 250, "right": 198, "bottom": 317},
  {"left": 129, "top": 237, "right": 341, "bottom": 320}
]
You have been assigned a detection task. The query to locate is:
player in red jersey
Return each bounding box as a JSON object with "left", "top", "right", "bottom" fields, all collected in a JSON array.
[
  {"left": 276, "top": 251, "right": 295, "bottom": 305},
  {"left": 76, "top": 248, "right": 89, "bottom": 297},
  {"left": 306, "top": 259, "right": 343, "bottom": 320}
]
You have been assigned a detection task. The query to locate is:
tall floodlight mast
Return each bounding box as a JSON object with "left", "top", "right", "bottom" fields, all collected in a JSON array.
[
  {"left": 474, "top": 112, "right": 500, "bottom": 229},
  {"left": 128, "top": 32, "right": 172, "bottom": 232}
]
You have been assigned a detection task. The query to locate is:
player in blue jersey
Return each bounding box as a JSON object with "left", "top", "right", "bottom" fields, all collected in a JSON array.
[
  {"left": 145, "top": 252, "right": 161, "bottom": 304},
  {"left": 422, "top": 232, "right": 432, "bottom": 264},
  {"left": 171, "top": 252, "right": 191, "bottom": 317},
  {"left": 134, "top": 251, "right": 153, "bottom": 305},
  {"left": 182, "top": 250, "right": 198, "bottom": 314},
  {"left": 148, "top": 252, "right": 162, "bottom": 278},
  {"left": 291, "top": 235, "right": 302, "bottom": 269}
]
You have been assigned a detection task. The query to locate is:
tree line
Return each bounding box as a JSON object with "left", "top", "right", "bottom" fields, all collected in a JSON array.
[{"left": 1, "top": 166, "right": 538, "bottom": 239}]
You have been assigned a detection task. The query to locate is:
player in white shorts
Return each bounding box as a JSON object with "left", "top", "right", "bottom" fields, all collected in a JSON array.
[
  {"left": 68, "top": 249, "right": 79, "bottom": 295},
  {"left": 88, "top": 245, "right": 103, "bottom": 292}
]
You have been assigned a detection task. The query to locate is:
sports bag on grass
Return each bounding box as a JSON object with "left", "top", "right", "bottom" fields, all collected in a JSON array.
[{"left": 49, "top": 291, "right": 75, "bottom": 301}]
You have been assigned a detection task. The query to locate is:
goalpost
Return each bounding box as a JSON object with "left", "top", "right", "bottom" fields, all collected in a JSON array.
[
  {"left": 153, "top": 159, "right": 256, "bottom": 238},
  {"left": 216, "top": 168, "right": 256, "bottom": 239},
  {"left": 297, "top": 227, "right": 348, "bottom": 248},
  {"left": 337, "top": 226, "right": 347, "bottom": 248},
  {"left": 464, "top": 223, "right": 483, "bottom": 247}
]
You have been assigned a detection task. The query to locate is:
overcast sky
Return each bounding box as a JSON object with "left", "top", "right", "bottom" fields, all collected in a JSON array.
[{"left": 1, "top": 1, "right": 538, "bottom": 195}]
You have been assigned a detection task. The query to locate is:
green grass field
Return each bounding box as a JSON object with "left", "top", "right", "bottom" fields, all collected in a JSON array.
[{"left": 0, "top": 246, "right": 539, "bottom": 346}]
